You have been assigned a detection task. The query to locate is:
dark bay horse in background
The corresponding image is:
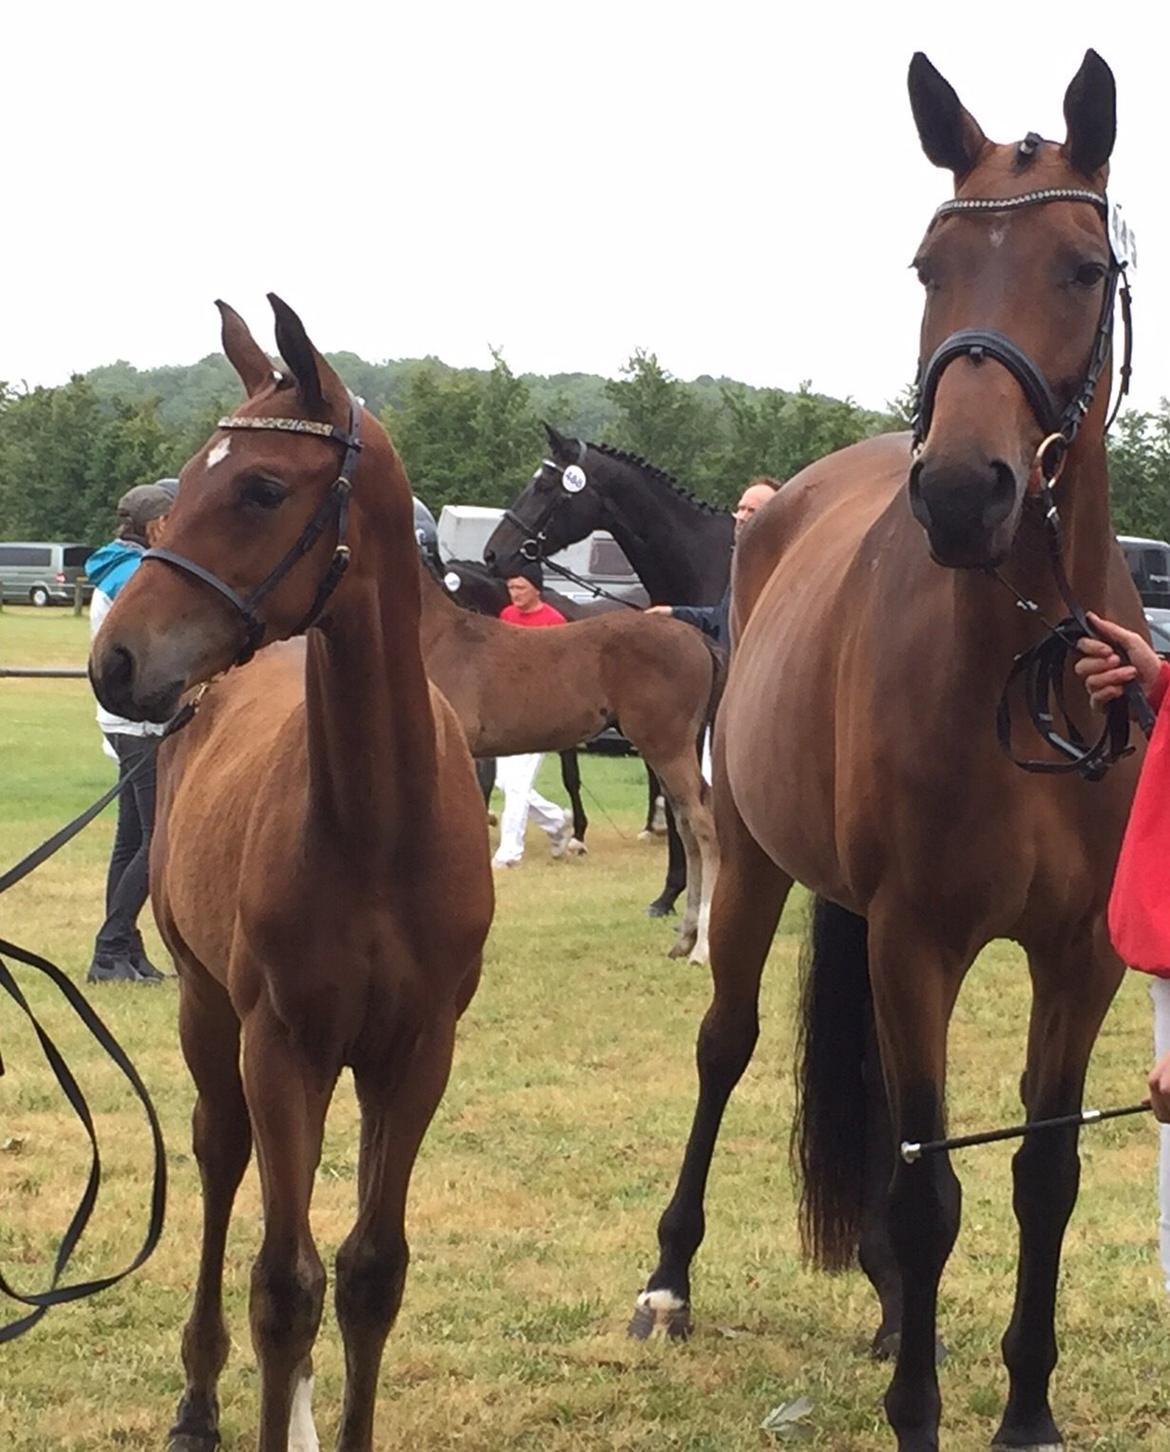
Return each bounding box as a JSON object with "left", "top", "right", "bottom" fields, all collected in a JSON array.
[
  {"left": 485, "top": 430, "right": 733, "bottom": 607},
  {"left": 418, "top": 560, "right": 722, "bottom": 963},
  {"left": 629, "top": 52, "right": 1143, "bottom": 1452},
  {"left": 90, "top": 297, "right": 493, "bottom": 1452}
]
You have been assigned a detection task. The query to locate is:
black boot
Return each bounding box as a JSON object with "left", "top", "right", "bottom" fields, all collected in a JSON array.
[{"left": 87, "top": 954, "right": 155, "bottom": 985}]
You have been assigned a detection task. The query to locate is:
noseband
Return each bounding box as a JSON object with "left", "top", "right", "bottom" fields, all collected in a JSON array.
[
  {"left": 143, "top": 396, "right": 363, "bottom": 666},
  {"left": 911, "top": 187, "right": 1133, "bottom": 483}
]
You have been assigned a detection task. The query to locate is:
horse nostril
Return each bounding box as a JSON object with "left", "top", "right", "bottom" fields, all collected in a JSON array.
[
  {"left": 984, "top": 460, "right": 1018, "bottom": 526},
  {"left": 107, "top": 644, "right": 134, "bottom": 691}
]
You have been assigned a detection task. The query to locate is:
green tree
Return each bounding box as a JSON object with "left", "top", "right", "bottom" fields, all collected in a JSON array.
[{"left": 603, "top": 350, "right": 713, "bottom": 488}]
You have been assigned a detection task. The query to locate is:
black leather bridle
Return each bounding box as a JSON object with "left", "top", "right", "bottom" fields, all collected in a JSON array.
[
  {"left": 911, "top": 185, "right": 1148, "bottom": 779},
  {"left": 143, "top": 395, "right": 363, "bottom": 665},
  {"left": 502, "top": 438, "right": 589, "bottom": 563}
]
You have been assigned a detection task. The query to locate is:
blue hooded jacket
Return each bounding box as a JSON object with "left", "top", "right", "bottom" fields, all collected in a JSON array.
[{"left": 86, "top": 540, "right": 145, "bottom": 604}]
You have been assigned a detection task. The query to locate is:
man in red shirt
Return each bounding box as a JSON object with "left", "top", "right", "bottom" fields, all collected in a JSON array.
[{"left": 493, "top": 563, "right": 572, "bottom": 867}]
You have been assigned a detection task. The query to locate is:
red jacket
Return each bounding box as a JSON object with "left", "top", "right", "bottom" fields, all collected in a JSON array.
[
  {"left": 499, "top": 602, "right": 567, "bottom": 628},
  {"left": 1109, "top": 661, "right": 1170, "bottom": 977}
]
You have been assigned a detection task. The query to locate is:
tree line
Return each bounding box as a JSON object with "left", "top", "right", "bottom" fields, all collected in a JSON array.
[{"left": 1, "top": 349, "right": 1168, "bottom": 544}]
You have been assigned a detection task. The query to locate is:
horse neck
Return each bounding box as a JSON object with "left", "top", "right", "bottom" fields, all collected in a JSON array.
[
  {"left": 596, "top": 466, "right": 733, "bottom": 604},
  {"left": 304, "top": 496, "right": 439, "bottom": 859}
]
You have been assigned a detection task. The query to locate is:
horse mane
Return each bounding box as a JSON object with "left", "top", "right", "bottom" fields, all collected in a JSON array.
[{"left": 588, "top": 440, "right": 728, "bottom": 517}]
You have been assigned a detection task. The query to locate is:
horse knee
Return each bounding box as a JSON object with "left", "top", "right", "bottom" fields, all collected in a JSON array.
[
  {"left": 250, "top": 1246, "right": 325, "bottom": 1354},
  {"left": 335, "top": 1234, "right": 409, "bottom": 1332},
  {"left": 696, "top": 1006, "right": 758, "bottom": 1084}
]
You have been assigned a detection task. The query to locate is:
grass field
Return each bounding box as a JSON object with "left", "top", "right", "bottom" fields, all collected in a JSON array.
[{"left": 2, "top": 605, "right": 1169, "bottom": 1450}]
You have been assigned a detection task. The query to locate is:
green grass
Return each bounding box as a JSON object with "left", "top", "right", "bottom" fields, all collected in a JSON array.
[{"left": 2, "top": 605, "right": 1169, "bottom": 1449}]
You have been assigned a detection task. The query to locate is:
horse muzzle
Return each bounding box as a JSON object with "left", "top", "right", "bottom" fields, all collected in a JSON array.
[
  {"left": 907, "top": 452, "right": 1022, "bottom": 569},
  {"left": 89, "top": 638, "right": 187, "bottom": 724}
]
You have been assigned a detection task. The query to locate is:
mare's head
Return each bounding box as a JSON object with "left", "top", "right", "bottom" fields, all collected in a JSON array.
[
  {"left": 907, "top": 50, "right": 1121, "bottom": 568},
  {"left": 90, "top": 296, "right": 411, "bottom": 721},
  {"left": 484, "top": 424, "right": 607, "bottom": 575}
]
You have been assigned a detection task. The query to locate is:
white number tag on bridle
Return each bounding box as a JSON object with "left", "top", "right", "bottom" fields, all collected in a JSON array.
[
  {"left": 1108, "top": 201, "right": 1137, "bottom": 269},
  {"left": 443, "top": 571, "right": 462, "bottom": 593},
  {"left": 562, "top": 464, "right": 587, "bottom": 494}
]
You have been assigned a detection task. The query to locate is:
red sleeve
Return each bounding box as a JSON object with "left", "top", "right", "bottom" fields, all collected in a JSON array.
[
  {"left": 1150, "top": 661, "right": 1170, "bottom": 714},
  {"left": 544, "top": 605, "right": 567, "bottom": 625},
  {"left": 499, "top": 604, "right": 520, "bottom": 624}
]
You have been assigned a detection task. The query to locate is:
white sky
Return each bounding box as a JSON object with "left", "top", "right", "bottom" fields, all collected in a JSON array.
[{"left": 3, "top": 1, "right": 1166, "bottom": 413}]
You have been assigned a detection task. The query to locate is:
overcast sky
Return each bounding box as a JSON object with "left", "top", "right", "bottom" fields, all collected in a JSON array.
[{"left": 4, "top": 1, "right": 1165, "bottom": 414}]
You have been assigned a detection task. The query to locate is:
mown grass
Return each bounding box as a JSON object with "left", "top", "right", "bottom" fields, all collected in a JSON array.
[{"left": 1, "top": 605, "right": 1169, "bottom": 1449}]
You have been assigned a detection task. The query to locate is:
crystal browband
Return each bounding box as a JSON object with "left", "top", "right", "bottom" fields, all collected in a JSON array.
[{"left": 933, "top": 187, "right": 1106, "bottom": 222}]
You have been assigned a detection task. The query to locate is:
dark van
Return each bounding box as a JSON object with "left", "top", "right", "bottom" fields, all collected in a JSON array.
[
  {"left": 1119, "top": 535, "right": 1170, "bottom": 610},
  {"left": 0, "top": 542, "right": 94, "bottom": 606}
]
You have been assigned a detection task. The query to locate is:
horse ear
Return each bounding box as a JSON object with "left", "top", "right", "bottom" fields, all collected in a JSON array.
[
  {"left": 542, "top": 421, "right": 576, "bottom": 462},
  {"left": 1063, "top": 50, "right": 1116, "bottom": 178},
  {"left": 267, "top": 293, "right": 345, "bottom": 412},
  {"left": 216, "top": 300, "right": 272, "bottom": 399},
  {"left": 908, "top": 53, "right": 987, "bottom": 180}
]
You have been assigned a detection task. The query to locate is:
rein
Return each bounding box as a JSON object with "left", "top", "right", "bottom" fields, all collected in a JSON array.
[
  {"left": 0, "top": 698, "right": 201, "bottom": 1340},
  {"left": 144, "top": 397, "right": 363, "bottom": 664},
  {"left": 912, "top": 186, "right": 1146, "bottom": 779}
]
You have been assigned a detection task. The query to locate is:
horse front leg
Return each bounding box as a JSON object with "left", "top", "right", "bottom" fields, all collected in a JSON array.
[
  {"left": 169, "top": 970, "right": 252, "bottom": 1452},
  {"left": 240, "top": 1004, "right": 336, "bottom": 1452},
  {"left": 992, "top": 930, "right": 1123, "bottom": 1451},
  {"left": 335, "top": 1010, "right": 458, "bottom": 1452},
  {"left": 629, "top": 788, "right": 790, "bottom": 1337},
  {"left": 558, "top": 748, "right": 588, "bottom": 851},
  {"left": 868, "top": 913, "right": 968, "bottom": 1452}
]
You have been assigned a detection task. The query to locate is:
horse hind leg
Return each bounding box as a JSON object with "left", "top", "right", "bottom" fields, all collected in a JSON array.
[
  {"left": 240, "top": 1003, "right": 336, "bottom": 1452},
  {"left": 169, "top": 965, "right": 252, "bottom": 1452},
  {"left": 335, "top": 1012, "right": 459, "bottom": 1452},
  {"left": 646, "top": 803, "right": 686, "bottom": 917},
  {"left": 558, "top": 748, "right": 588, "bottom": 853},
  {"left": 630, "top": 778, "right": 790, "bottom": 1339},
  {"left": 992, "top": 935, "right": 1122, "bottom": 1452}
]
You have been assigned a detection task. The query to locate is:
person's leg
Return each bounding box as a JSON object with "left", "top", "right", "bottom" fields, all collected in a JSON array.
[
  {"left": 493, "top": 754, "right": 542, "bottom": 866},
  {"left": 1151, "top": 976, "right": 1170, "bottom": 1295},
  {"left": 92, "top": 735, "right": 158, "bottom": 979},
  {"left": 525, "top": 778, "right": 569, "bottom": 855}
]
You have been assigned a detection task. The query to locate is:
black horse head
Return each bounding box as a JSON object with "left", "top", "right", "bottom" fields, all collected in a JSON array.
[{"left": 484, "top": 424, "right": 608, "bottom": 576}]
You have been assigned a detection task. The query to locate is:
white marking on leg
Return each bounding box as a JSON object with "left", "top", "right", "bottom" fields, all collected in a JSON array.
[
  {"left": 636, "top": 1288, "right": 686, "bottom": 1313},
  {"left": 689, "top": 893, "right": 712, "bottom": 966},
  {"left": 287, "top": 1374, "right": 319, "bottom": 1452},
  {"left": 207, "top": 437, "right": 232, "bottom": 471}
]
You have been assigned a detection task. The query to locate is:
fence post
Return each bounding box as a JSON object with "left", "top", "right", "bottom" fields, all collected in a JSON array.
[{"left": 73, "top": 578, "right": 86, "bottom": 616}]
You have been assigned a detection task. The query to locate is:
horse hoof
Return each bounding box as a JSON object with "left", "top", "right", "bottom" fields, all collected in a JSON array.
[
  {"left": 169, "top": 1434, "right": 220, "bottom": 1451},
  {"left": 628, "top": 1288, "right": 692, "bottom": 1341},
  {"left": 645, "top": 900, "right": 675, "bottom": 919},
  {"left": 637, "top": 828, "right": 654, "bottom": 841},
  {"left": 667, "top": 937, "right": 696, "bottom": 960},
  {"left": 567, "top": 837, "right": 588, "bottom": 856}
]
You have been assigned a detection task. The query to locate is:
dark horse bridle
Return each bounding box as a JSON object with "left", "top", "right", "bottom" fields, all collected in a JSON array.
[
  {"left": 143, "top": 395, "right": 363, "bottom": 664},
  {"left": 911, "top": 185, "right": 1150, "bottom": 779}
]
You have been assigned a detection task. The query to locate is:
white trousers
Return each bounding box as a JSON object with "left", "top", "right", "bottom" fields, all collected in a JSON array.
[
  {"left": 1152, "top": 976, "right": 1170, "bottom": 1295},
  {"left": 493, "top": 753, "right": 566, "bottom": 865}
]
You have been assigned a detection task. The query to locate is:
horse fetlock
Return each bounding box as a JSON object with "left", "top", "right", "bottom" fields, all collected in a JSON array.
[{"left": 627, "top": 1287, "right": 692, "bottom": 1342}]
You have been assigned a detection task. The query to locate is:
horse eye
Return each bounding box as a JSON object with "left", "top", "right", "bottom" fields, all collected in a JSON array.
[
  {"left": 1073, "top": 262, "right": 1106, "bottom": 288},
  {"left": 912, "top": 256, "right": 936, "bottom": 291},
  {"left": 241, "top": 478, "right": 288, "bottom": 510}
]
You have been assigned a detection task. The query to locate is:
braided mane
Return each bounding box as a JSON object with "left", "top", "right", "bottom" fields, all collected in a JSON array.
[{"left": 588, "top": 440, "right": 728, "bottom": 517}]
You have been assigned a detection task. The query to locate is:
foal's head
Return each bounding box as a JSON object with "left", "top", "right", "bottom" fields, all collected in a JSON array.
[
  {"left": 484, "top": 424, "right": 605, "bottom": 575},
  {"left": 90, "top": 296, "right": 411, "bottom": 721},
  {"left": 906, "top": 51, "right": 1120, "bottom": 568}
]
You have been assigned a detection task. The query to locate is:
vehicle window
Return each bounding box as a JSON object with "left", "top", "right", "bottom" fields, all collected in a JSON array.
[
  {"left": 62, "top": 546, "right": 90, "bottom": 568},
  {"left": 588, "top": 538, "right": 635, "bottom": 577},
  {"left": 0, "top": 545, "right": 52, "bottom": 566},
  {"left": 1142, "top": 549, "right": 1170, "bottom": 586}
]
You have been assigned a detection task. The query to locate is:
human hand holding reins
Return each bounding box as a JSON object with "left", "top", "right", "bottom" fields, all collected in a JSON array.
[{"left": 1074, "top": 612, "right": 1162, "bottom": 709}]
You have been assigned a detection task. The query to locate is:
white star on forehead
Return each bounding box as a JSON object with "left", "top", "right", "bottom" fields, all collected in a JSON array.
[{"left": 207, "top": 437, "right": 232, "bottom": 471}]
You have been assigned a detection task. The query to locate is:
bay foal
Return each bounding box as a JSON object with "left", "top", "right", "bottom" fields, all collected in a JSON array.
[{"left": 90, "top": 297, "right": 493, "bottom": 1452}]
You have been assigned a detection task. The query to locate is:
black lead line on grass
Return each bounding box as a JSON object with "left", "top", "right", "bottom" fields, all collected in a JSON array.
[{"left": 900, "top": 1101, "right": 1153, "bottom": 1162}]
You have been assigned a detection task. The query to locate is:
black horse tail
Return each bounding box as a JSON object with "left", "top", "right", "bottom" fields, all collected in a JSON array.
[
  {"left": 791, "top": 896, "right": 871, "bottom": 1273},
  {"left": 700, "top": 637, "right": 727, "bottom": 734}
]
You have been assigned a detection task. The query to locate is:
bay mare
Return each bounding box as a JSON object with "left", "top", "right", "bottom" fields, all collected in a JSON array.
[
  {"left": 419, "top": 559, "right": 722, "bottom": 963},
  {"left": 484, "top": 429, "right": 733, "bottom": 607},
  {"left": 89, "top": 297, "right": 492, "bottom": 1452},
  {"left": 629, "top": 53, "right": 1145, "bottom": 1452},
  {"left": 440, "top": 556, "right": 685, "bottom": 895}
]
